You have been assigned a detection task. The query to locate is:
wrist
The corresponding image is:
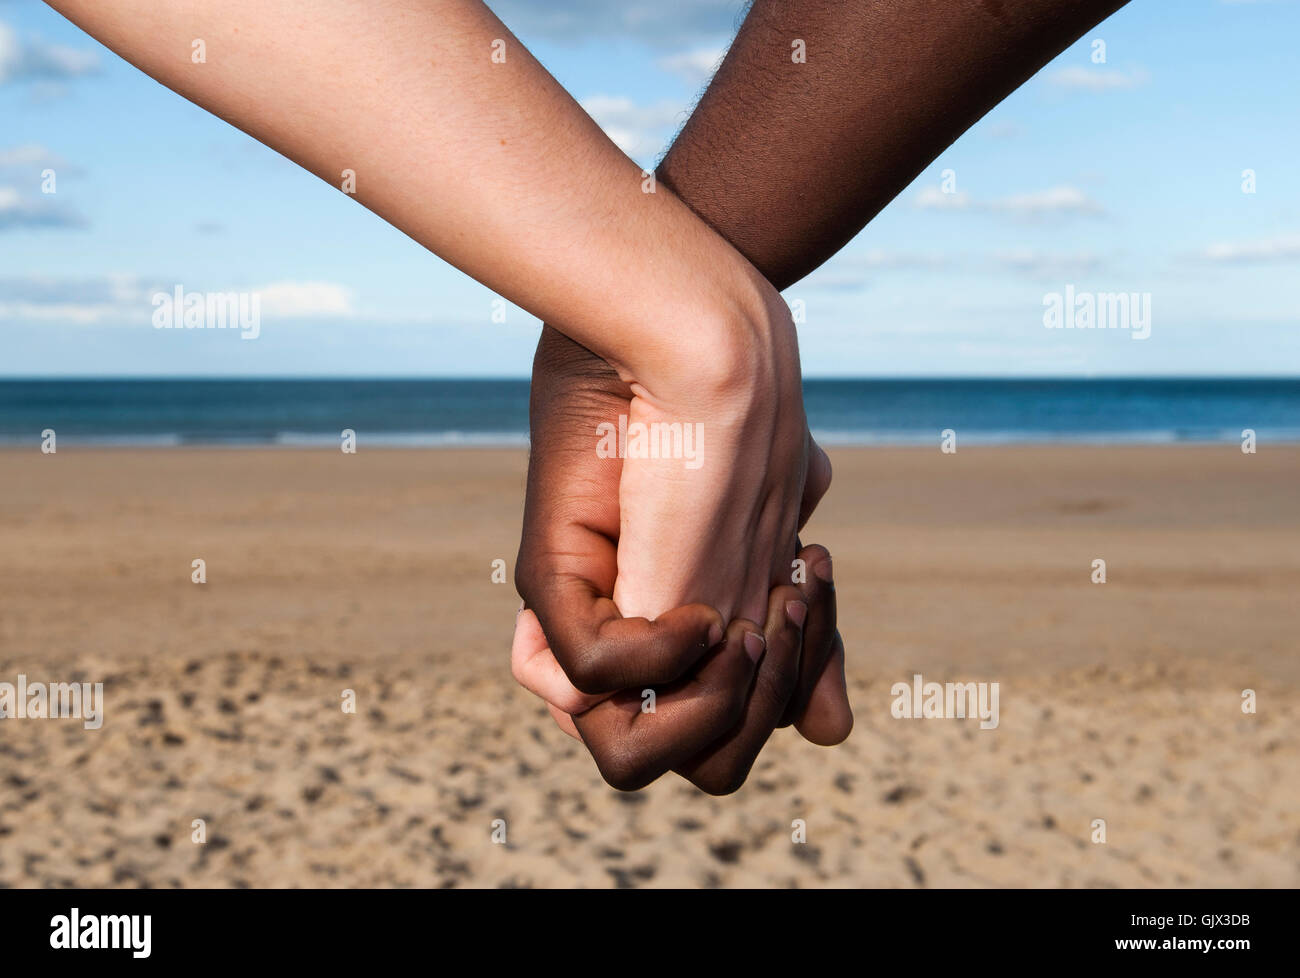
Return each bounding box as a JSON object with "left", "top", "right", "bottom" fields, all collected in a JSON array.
[{"left": 633, "top": 267, "right": 799, "bottom": 414}]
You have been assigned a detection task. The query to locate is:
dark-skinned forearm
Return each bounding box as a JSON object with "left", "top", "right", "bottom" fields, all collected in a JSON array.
[{"left": 656, "top": 0, "right": 1130, "bottom": 291}]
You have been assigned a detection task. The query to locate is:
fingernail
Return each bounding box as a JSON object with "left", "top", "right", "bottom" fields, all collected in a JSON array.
[
  {"left": 516, "top": 600, "right": 526, "bottom": 620},
  {"left": 707, "top": 621, "right": 724, "bottom": 648},
  {"left": 814, "top": 556, "right": 833, "bottom": 583},
  {"left": 785, "top": 599, "right": 807, "bottom": 628},
  {"left": 743, "top": 631, "right": 766, "bottom": 663}
]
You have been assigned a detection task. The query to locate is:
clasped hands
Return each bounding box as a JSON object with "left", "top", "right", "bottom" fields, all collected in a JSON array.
[{"left": 511, "top": 319, "right": 852, "bottom": 793}]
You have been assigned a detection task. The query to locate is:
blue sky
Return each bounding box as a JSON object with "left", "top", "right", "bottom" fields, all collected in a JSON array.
[{"left": 1, "top": 0, "right": 1298, "bottom": 376}]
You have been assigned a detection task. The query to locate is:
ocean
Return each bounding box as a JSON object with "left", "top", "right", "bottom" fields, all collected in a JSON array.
[{"left": 1, "top": 378, "right": 1299, "bottom": 447}]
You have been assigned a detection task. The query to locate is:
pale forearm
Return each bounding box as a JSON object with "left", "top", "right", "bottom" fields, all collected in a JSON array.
[{"left": 45, "top": 0, "right": 771, "bottom": 387}]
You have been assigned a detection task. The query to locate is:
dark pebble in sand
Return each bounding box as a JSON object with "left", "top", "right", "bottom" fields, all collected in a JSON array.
[
  {"left": 605, "top": 867, "right": 638, "bottom": 889},
  {"left": 904, "top": 856, "right": 926, "bottom": 886},
  {"left": 882, "top": 784, "right": 921, "bottom": 804},
  {"left": 793, "top": 845, "right": 822, "bottom": 865},
  {"left": 302, "top": 785, "right": 324, "bottom": 803},
  {"left": 709, "top": 841, "right": 742, "bottom": 864}
]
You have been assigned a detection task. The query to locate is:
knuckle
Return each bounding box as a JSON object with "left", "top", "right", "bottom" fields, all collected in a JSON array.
[
  {"left": 563, "top": 645, "right": 612, "bottom": 695},
  {"left": 692, "top": 762, "right": 751, "bottom": 796},
  {"left": 593, "top": 743, "right": 655, "bottom": 792},
  {"left": 512, "top": 557, "right": 540, "bottom": 604}
]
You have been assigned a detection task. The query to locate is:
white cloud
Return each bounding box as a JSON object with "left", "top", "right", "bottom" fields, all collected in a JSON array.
[
  {"left": 0, "top": 275, "right": 355, "bottom": 323},
  {"left": 991, "top": 186, "right": 1104, "bottom": 218},
  {"left": 915, "top": 184, "right": 1103, "bottom": 220},
  {"left": 1047, "top": 65, "right": 1149, "bottom": 92},
  {"left": 578, "top": 95, "right": 684, "bottom": 158},
  {"left": 0, "top": 183, "right": 86, "bottom": 230},
  {"left": 255, "top": 281, "right": 354, "bottom": 318},
  {"left": 915, "top": 186, "right": 972, "bottom": 210},
  {"left": 1193, "top": 233, "right": 1300, "bottom": 264},
  {"left": 802, "top": 247, "right": 1109, "bottom": 289},
  {"left": 0, "top": 274, "right": 165, "bottom": 323},
  {"left": 657, "top": 45, "right": 727, "bottom": 86},
  {"left": 0, "top": 144, "right": 70, "bottom": 170},
  {"left": 845, "top": 248, "right": 952, "bottom": 271},
  {"left": 0, "top": 21, "right": 100, "bottom": 84},
  {"left": 996, "top": 249, "right": 1107, "bottom": 278}
]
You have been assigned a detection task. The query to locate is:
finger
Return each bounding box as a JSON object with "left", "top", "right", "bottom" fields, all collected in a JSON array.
[
  {"left": 510, "top": 608, "right": 608, "bottom": 715},
  {"left": 794, "top": 631, "right": 853, "bottom": 746},
  {"left": 572, "top": 617, "right": 765, "bottom": 791},
  {"left": 674, "top": 584, "right": 807, "bottom": 795},
  {"left": 798, "top": 438, "right": 832, "bottom": 530},
  {"left": 519, "top": 567, "right": 725, "bottom": 694},
  {"left": 547, "top": 702, "right": 582, "bottom": 742},
  {"left": 779, "top": 543, "right": 836, "bottom": 726}
]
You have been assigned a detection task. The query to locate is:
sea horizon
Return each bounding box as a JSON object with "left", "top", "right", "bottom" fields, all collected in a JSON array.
[{"left": 4, "top": 377, "right": 1300, "bottom": 447}]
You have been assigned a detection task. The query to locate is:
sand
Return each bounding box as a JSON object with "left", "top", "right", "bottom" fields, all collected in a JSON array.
[{"left": 0, "top": 445, "right": 1296, "bottom": 888}]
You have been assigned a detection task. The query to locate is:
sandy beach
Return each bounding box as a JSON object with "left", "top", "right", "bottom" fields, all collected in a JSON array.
[{"left": 0, "top": 445, "right": 1296, "bottom": 888}]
